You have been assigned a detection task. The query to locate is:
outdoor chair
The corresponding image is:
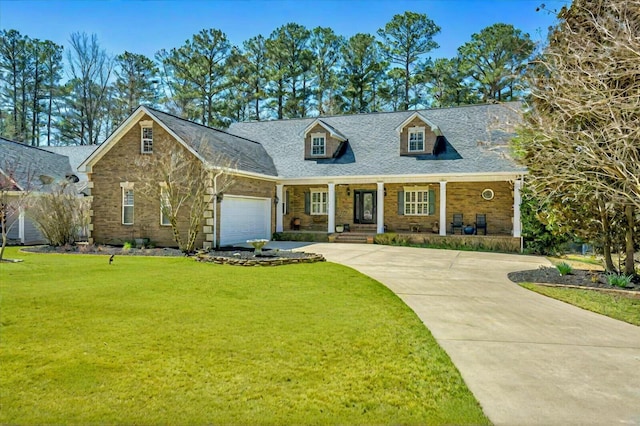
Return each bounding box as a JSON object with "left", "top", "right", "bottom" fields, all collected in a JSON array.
[
  {"left": 450, "top": 213, "right": 463, "bottom": 234},
  {"left": 475, "top": 214, "right": 487, "bottom": 235}
]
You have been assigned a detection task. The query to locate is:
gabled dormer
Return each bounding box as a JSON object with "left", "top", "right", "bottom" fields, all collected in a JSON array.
[
  {"left": 395, "top": 113, "right": 443, "bottom": 156},
  {"left": 303, "top": 119, "right": 348, "bottom": 160}
]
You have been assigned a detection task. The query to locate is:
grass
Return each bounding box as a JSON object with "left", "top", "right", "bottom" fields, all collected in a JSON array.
[
  {"left": 0, "top": 246, "right": 488, "bottom": 424},
  {"left": 520, "top": 283, "right": 640, "bottom": 326}
]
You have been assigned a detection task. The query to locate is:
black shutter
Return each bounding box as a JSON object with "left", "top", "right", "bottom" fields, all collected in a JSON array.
[
  {"left": 284, "top": 190, "right": 290, "bottom": 215},
  {"left": 397, "top": 191, "right": 404, "bottom": 215},
  {"left": 428, "top": 189, "right": 436, "bottom": 215},
  {"left": 304, "top": 191, "right": 310, "bottom": 215}
]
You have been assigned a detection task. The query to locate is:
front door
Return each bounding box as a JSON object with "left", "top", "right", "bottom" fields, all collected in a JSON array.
[{"left": 354, "top": 190, "right": 376, "bottom": 224}]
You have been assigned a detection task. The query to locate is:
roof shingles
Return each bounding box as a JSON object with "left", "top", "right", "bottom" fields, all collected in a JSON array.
[
  {"left": 0, "top": 138, "right": 73, "bottom": 191},
  {"left": 228, "top": 103, "right": 525, "bottom": 179},
  {"left": 146, "top": 108, "right": 278, "bottom": 177}
]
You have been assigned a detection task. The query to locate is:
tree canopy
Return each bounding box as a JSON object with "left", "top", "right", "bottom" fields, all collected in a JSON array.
[{"left": 1, "top": 11, "right": 539, "bottom": 145}]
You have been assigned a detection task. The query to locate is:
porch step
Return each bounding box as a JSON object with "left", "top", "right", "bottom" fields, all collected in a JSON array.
[
  {"left": 331, "top": 232, "right": 375, "bottom": 244},
  {"left": 348, "top": 224, "right": 377, "bottom": 233}
]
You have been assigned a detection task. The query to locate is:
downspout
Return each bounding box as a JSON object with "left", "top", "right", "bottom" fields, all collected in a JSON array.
[{"left": 212, "top": 169, "right": 224, "bottom": 249}]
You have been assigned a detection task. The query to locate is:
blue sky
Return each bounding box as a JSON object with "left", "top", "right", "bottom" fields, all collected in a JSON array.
[{"left": 1, "top": 0, "right": 568, "bottom": 60}]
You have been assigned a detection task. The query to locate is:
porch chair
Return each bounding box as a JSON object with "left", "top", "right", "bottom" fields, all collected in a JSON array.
[
  {"left": 475, "top": 214, "right": 487, "bottom": 235},
  {"left": 450, "top": 213, "right": 463, "bottom": 234}
]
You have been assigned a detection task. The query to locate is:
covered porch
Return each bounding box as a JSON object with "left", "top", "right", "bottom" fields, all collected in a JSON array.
[{"left": 274, "top": 176, "right": 523, "bottom": 242}]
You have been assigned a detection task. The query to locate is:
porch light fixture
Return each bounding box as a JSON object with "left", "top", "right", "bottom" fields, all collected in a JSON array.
[
  {"left": 274, "top": 195, "right": 279, "bottom": 205},
  {"left": 346, "top": 186, "right": 351, "bottom": 196}
]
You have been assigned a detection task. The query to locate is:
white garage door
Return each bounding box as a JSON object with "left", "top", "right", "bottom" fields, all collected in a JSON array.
[{"left": 220, "top": 196, "right": 271, "bottom": 246}]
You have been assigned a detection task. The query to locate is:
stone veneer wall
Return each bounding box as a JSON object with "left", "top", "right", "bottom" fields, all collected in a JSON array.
[
  {"left": 90, "top": 114, "right": 198, "bottom": 248},
  {"left": 283, "top": 181, "right": 514, "bottom": 235},
  {"left": 445, "top": 181, "right": 513, "bottom": 235},
  {"left": 90, "top": 114, "right": 276, "bottom": 249}
]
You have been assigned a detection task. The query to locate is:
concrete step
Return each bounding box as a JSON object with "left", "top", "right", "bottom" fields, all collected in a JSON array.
[{"left": 331, "top": 233, "right": 375, "bottom": 244}]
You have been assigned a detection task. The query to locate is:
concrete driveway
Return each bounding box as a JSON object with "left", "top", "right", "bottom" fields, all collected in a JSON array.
[{"left": 298, "top": 243, "right": 640, "bottom": 426}]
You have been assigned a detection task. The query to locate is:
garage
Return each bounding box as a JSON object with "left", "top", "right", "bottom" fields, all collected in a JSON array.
[{"left": 220, "top": 196, "right": 272, "bottom": 246}]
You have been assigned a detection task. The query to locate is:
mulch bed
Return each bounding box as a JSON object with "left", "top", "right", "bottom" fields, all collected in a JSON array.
[
  {"left": 508, "top": 267, "right": 640, "bottom": 293},
  {"left": 22, "top": 244, "right": 185, "bottom": 257},
  {"left": 20, "top": 244, "right": 324, "bottom": 266}
]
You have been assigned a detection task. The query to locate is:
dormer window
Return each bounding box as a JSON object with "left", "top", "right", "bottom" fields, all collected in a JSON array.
[
  {"left": 396, "top": 113, "right": 443, "bottom": 157},
  {"left": 303, "top": 119, "right": 347, "bottom": 160},
  {"left": 139, "top": 120, "right": 153, "bottom": 154},
  {"left": 408, "top": 127, "right": 425, "bottom": 152},
  {"left": 311, "top": 133, "right": 326, "bottom": 156}
]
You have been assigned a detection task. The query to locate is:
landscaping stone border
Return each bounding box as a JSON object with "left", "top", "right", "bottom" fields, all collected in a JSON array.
[{"left": 194, "top": 252, "right": 325, "bottom": 266}]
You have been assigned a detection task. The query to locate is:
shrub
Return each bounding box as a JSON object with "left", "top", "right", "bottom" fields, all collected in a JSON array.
[
  {"left": 122, "top": 241, "right": 133, "bottom": 252},
  {"left": 555, "top": 262, "right": 573, "bottom": 276},
  {"left": 607, "top": 273, "right": 632, "bottom": 288},
  {"left": 373, "top": 233, "right": 410, "bottom": 246},
  {"left": 27, "top": 181, "right": 90, "bottom": 246}
]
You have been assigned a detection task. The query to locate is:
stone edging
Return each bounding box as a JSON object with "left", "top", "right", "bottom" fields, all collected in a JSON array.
[
  {"left": 532, "top": 282, "right": 640, "bottom": 298},
  {"left": 194, "top": 252, "right": 325, "bottom": 266}
]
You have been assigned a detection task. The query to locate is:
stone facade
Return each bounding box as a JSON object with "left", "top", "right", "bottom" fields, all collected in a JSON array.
[
  {"left": 90, "top": 115, "right": 276, "bottom": 249},
  {"left": 90, "top": 114, "right": 197, "bottom": 247},
  {"left": 282, "top": 181, "right": 514, "bottom": 236},
  {"left": 445, "top": 181, "right": 513, "bottom": 235}
]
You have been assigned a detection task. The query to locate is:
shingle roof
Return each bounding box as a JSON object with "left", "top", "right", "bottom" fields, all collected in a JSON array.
[
  {"left": 0, "top": 138, "right": 73, "bottom": 191},
  {"left": 228, "top": 102, "right": 525, "bottom": 179},
  {"left": 42, "top": 145, "right": 97, "bottom": 181},
  {"left": 146, "top": 108, "right": 277, "bottom": 177}
]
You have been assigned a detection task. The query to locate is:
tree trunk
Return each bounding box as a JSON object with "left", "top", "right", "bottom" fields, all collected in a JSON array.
[
  {"left": 598, "top": 199, "right": 615, "bottom": 272},
  {"left": 403, "top": 61, "right": 410, "bottom": 111},
  {"left": 624, "top": 204, "right": 635, "bottom": 276}
]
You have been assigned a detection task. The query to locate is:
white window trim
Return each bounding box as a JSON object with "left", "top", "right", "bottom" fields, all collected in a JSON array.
[
  {"left": 139, "top": 120, "right": 153, "bottom": 154},
  {"left": 160, "top": 186, "right": 171, "bottom": 226},
  {"left": 408, "top": 126, "right": 425, "bottom": 152},
  {"left": 404, "top": 186, "right": 430, "bottom": 216},
  {"left": 310, "top": 132, "right": 326, "bottom": 157},
  {"left": 120, "top": 182, "right": 135, "bottom": 225},
  {"left": 310, "top": 189, "right": 328, "bottom": 215}
]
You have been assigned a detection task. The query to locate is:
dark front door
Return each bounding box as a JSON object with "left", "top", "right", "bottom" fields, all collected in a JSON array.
[{"left": 354, "top": 190, "right": 376, "bottom": 224}]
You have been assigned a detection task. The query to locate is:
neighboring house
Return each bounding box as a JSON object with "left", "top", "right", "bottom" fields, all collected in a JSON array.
[
  {"left": 42, "top": 145, "right": 97, "bottom": 195},
  {"left": 79, "top": 102, "right": 526, "bottom": 249},
  {"left": 0, "top": 137, "right": 78, "bottom": 244}
]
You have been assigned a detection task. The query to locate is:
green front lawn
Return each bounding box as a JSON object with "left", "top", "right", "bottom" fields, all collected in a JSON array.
[
  {"left": 0, "top": 247, "right": 488, "bottom": 424},
  {"left": 521, "top": 283, "right": 640, "bottom": 326}
]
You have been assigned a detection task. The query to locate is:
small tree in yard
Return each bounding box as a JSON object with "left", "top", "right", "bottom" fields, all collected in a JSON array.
[
  {"left": 0, "top": 159, "right": 34, "bottom": 261},
  {"left": 134, "top": 146, "right": 235, "bottom": 253},
  {"left": 27, "top": 181, "right": 90, "bottom": 246},
  {"left": 518, "top": 0, "right": 640, "bottom": 275}
]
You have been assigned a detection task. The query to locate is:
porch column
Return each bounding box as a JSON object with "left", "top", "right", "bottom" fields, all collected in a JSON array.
[
  {"left": 513, "top": 179, "right": 522, "bottom": 238},
  {"left": 327, "top": 183, "right": 336, "bottom": 233},
  {"left": 276, "top": 184, "right": 284, "bottom": 232},
  {"left": 439, "top": 181, "right": 447, "bottom": 236},
  {"left": 376, "top": 182, "right": 385, "bottom": 234},
  {"left": 18, "top": 207, "right": 25, "bottom": 244}
]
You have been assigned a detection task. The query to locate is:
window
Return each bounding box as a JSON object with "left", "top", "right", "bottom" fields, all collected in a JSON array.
[
  {"left": 122, "top": 188, "right": 134, "bottom": 225},
  {"left": 311, "top": 190, "right": 327, "bottom": 215},
  {"left": 404, "top": 188, "right": 430, "bottom": 215},
  {"left": 408, "top": 127, "right": 425, "bottom": 152},
  {"left": 142, "top": 127, "right": 153, "bottom": 153},
  {"left": 311, "top": 133, "right": 326, "bottom": 156},
  {"left": 140, "top": 120, "right": 153, "bottom": 153},
  {"left": 160, "top": 188, "right": 171, "bottom": 226}
]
